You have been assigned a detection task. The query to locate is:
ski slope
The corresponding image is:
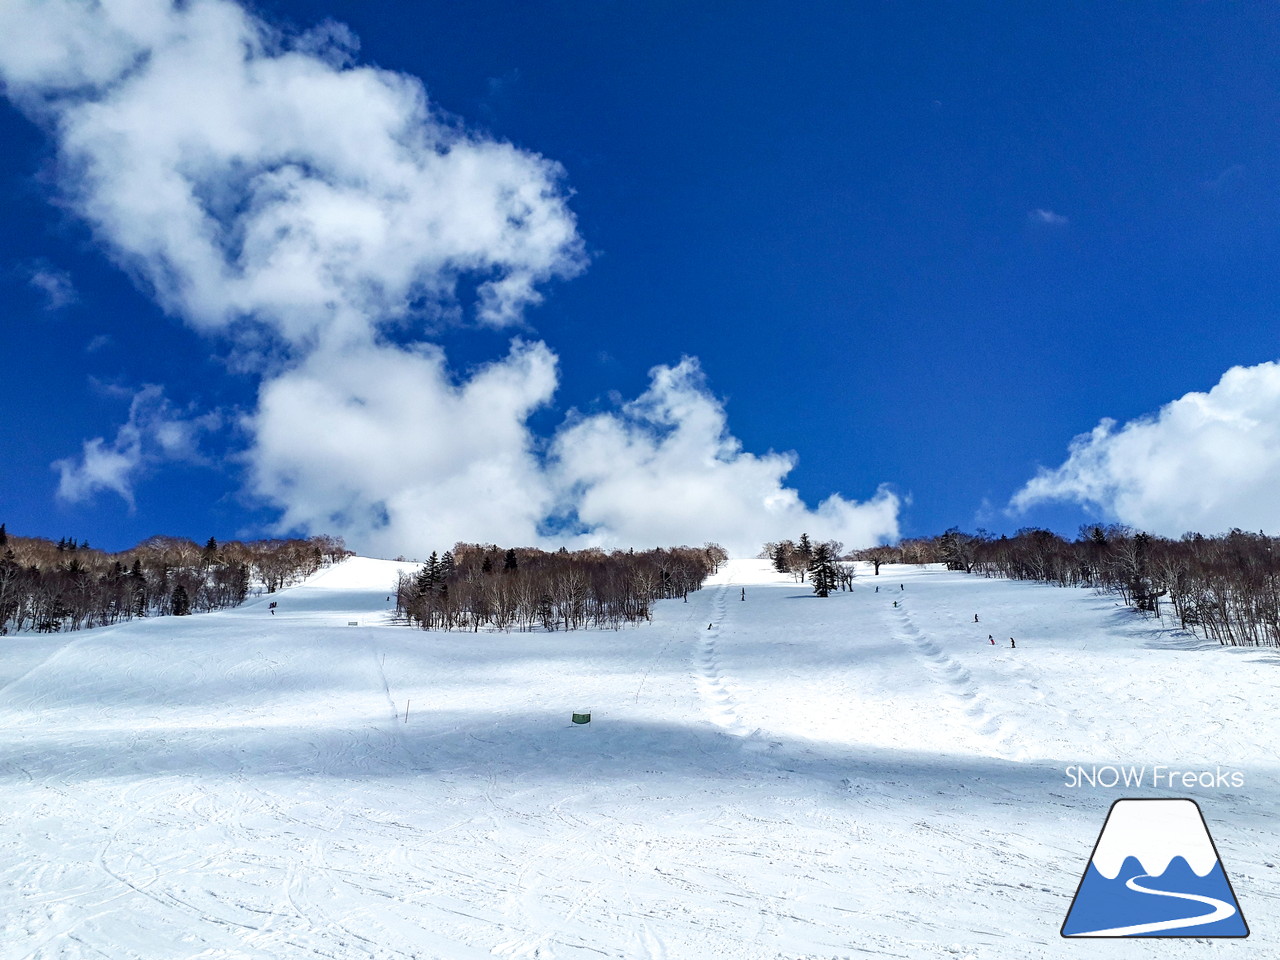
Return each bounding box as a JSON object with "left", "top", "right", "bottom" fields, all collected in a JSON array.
[{"left": 2, "top": 558, "right": 1278, "bottom": 958}]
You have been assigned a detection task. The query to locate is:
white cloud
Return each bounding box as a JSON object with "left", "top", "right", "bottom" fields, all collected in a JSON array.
[
  {"left": 27, "top": 263, "right": 77, "bottom": 310},
  {"left": 550, "top": 358, "right": 901, "bottom": 555},
  {"left": 1, "top": 0, "right": 584, "bottom": 350},
  {"left": 1011, "top": 361, "right": 1280, "bottom": 535},
  {"left": 244, "top": 349, "right": 897, "bottom": 557},
  {"left": 53, "top": 385, "right": 221, "bottom": 508},
  {"left": 6, "top": 0, "right": 901, "bottom": 555},
  {"left": 245, "top": 338, "right": 560, "bottom": 555},
  {"left": 1029, "top": 208, "right": 1069, "bottom": 226}
]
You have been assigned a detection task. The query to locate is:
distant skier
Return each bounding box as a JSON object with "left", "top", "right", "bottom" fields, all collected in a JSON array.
[
  {"left": 741, "top": 588, "right": 745, "bottom": 601},
  {"left": 875, "top": 586, "right": 879, "bottom": 593},
  {"left": 974, "top": 614, "right": 979, "bottom": 623},
  {"left": 1010, "top": 638, "right": 1016, "bottom": 649},
  {"left": 708, "top": 623, "right": 713, "bottom": 630},
  {"left": 900, "top": 584, "right": 904, "bottom": 591},
  {"left": 989, "top": 635, "right": 994, "bottom": 645},
  {"left": 893, "top": 600, "right": 898, "bottom": 608}
]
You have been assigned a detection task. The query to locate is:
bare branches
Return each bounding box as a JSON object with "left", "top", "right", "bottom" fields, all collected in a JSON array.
[
  {"left": 395, "top": 543, "right": 721, "bottom": 632},
  {"left": 0, "top": 531, "right": 348, "bottom": 635},
  {"left": 947, "top": 525, "right": 1280, "bottom": 648}
]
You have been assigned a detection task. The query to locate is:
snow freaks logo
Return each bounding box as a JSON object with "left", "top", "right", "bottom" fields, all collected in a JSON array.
[
  {"left": 1061, "top": 799, "right": 1248, "bottom": 938},
  {"left": 1063, "top": 764, "right": 1245, "bottom": 789}
]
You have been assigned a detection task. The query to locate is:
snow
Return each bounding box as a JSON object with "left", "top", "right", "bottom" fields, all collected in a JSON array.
[{"left": 3, "top": 556, "right": 1279, "bottom": 958}]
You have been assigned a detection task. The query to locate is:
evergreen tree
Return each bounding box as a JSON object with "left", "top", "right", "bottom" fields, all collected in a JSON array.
[
  {"left": 233, "top": 563, "right": 250, "bottom": 605},
  {"left": 772, "top": 542, "right": 791, "bottom": 574},
  {"left": 504, "top": 548, "right": 519, "bottom": 572},
  {"left": 0, "top": 523, "right": 7, "bottom": 549},
  {"left": 796, "top": 533, "right": 813, "bottom": 582},
  {"left": 481, "top": 554, "right": 494, "bottom": 574},
  {"left": 130, "top": 559, "right": 147, "bottom": 617},
  {"left": 171, "top": 583, "right": 191, "bottom": 616},
  {"left": 415, "top": 554, "right": 439, "bottom": 597},
  {"left": 809, "top": 543, "right": 838, "bottom": 598},
  {"left": 798, "top": 533, "right": 813, "bottom": 564}
]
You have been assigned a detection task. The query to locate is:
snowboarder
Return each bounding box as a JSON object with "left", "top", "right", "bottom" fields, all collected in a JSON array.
[{"left": 1010, "top": 638, "right": 1016, "bottom": 649}]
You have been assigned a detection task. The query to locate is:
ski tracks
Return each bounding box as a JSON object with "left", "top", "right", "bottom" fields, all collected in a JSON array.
[
  {"left": 891, "top": 602, "right": 1027, "bottom": 761},
  {"left": 694, "top": 582, "right": 754, "bottom": 739}
]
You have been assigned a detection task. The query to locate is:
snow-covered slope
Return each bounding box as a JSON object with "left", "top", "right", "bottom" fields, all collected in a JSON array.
[{"left": 2, "top": 557, "right": 1278, "bottom": 958}]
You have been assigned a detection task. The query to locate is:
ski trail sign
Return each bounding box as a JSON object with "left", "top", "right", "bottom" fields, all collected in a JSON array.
[{"left": 1062, "top": 798, "right": 1248, "bottom": 938}]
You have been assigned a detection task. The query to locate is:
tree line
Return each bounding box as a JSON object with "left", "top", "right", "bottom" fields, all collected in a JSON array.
[
  {"left": 857, "top": 524, "right": 1280, "bottom": 648},
  {"left": 760, "top": 534, "right": 856, "bottom": 597},
  {"left": 396, "top": 542, "right": 728, "bottom": 632},
  {"left": 0, "top": 524, "right": 349, "bottom": 635}
]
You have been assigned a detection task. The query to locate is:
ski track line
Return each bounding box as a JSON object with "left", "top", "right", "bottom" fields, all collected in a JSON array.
[
  {"left": 694, "top": 581, "right": 753, "bottom": 738},
  {"left": 629, "top": 922, "right": 668, "bottom": 960},
  {"left": 936, "top": 602, "right": 1047, "bottom": 698},
  {"left": 892, "top": 601, "right": 1026, "bottom": 762}
]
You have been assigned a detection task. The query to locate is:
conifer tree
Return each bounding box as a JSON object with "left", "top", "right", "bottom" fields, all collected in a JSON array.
[
  {"left": 171, "top": 583, "right": 191, "bottom": 616},
  {"left": 772, "top": 542, "right": 791, "bottom": 574},
  {"left": 798, "top": 533, "right": 813, "bottom": 564},
  {"left": 504, "top": 548, "right": 519, "bottom": 572},
  {"left": 809, "top": 543, "right": 838, "bottom": 598}
]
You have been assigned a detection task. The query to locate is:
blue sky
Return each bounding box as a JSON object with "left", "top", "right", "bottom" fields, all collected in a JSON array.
[{"left": 3, "top": 1, "right": 1280, "bottom": 555}]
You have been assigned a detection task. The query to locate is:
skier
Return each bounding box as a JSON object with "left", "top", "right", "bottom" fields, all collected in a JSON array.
[
  {"left": 875, "top": 585, "right": 879, "bottom": 593},
  {"left": 708, "top": 623, "right": 713, "bottom": 630},
  {"left": 989, "top": 635, "right": 994, "bottom": 645},
  {"left": 974, "top": 614, "right": 979, "bottom": 623},
  {"left": 741, "top": 587, "right": 745, "bottom": 601},
  {"left": 893, "top": 600, "right": 898, "bottom": 608},
  {"left": 900, "top": 584, "right": 904, "bottom": 591},
  {"left": 1010, "top": 638, "right": 1016, "bottom": 649}
]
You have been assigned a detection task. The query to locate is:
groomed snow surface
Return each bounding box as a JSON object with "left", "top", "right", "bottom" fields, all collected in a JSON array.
[{"left": 3, "top": 558, "right": 1278, "bottom": 958}]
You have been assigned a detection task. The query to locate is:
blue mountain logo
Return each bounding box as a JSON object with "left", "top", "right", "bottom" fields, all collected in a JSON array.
[{"left": 1062, "top": 798, "right": 1248, "bottom": 938}]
